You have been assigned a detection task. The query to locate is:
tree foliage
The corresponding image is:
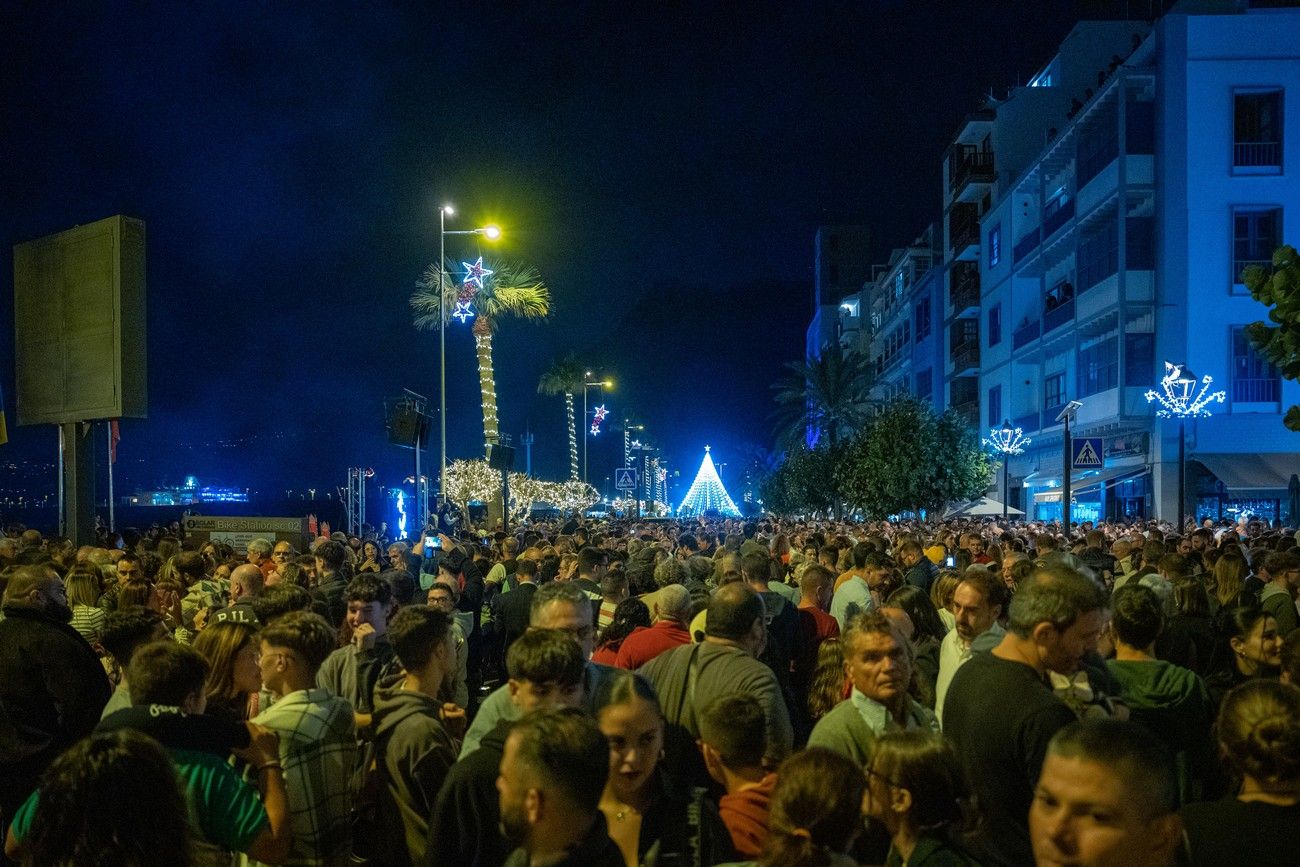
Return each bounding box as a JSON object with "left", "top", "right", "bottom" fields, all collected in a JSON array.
[
  {"left": 834, "top": 396, "right": 991, "bottom": 519},
  {"left": 771, "top": 344, "right": 874, "bottom": 451},
  {"left": 1243, "top": 244, "right": 1300, "bottom": 431},
  {"left": 759, "top": 444, "right": 842, "bottom": 517}
]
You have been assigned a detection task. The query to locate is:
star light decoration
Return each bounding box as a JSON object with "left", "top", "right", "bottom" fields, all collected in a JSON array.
[
  {"left": 1144, "top": 362, "right": 1226, "bottom": 418},
  {"left": 590, "top": 404, "right": 609, "bottom": 436},
  {"left": 451, "top": 257, "right": 494, "bottom": 324},
  {"left": 983, "top": 424, "right": 1031, "bottom": 455}
]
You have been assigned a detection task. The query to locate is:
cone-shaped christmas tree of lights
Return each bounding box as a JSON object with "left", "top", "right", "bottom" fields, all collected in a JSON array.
[{"left": 677, "top": 446, "right": 742, "bottom": 518}]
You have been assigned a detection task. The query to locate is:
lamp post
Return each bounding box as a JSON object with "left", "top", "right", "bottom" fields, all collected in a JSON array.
[
  {"left": 1056, "top": 400, "right": 1083, "bottom": 530},
  {"left": 582, "top": 373, "right": 611, "bottom": 484},
  {"left": 983, "top": 420, "right": 1030, "bottom": 520},
  {"left": 437, "top": 205, "right": 500, "bottom": 504},
  {"left": 1145, "top": 362, "right": 1225, "bottom": 532}
]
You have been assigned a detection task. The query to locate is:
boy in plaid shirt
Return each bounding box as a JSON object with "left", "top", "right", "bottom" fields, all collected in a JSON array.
[{"left": 254, "top": 611, "right": 356, "bottom": 867}]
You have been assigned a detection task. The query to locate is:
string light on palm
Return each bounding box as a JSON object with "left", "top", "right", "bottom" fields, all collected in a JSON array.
[
  {"left": 984, "top": 420, "right": 1030, "bottom": 520},
  {"left": 1145, "top": 362, "right": 1225, "bottom": 532}
]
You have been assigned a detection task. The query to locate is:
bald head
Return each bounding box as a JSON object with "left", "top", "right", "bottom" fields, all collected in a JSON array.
[
  {"left": 653, "top": 584, "right": 692, "bottom": 624},
  {"left": 706, "top": 582, "right": 764, "bottom": 644},
  {"left": 879, "top": 605, "right": 915, "bottom": 641},
  {"left": 229, "top": 564, "right": 264, "bottom": 600}
]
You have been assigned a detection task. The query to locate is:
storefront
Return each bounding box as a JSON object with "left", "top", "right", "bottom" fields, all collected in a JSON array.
[
  {"left": 1029, "top": 464, "right": 1150, "bottom": 524},
  {"left": 1191, "top": 454, "right": 1300, "bottom": 525}
]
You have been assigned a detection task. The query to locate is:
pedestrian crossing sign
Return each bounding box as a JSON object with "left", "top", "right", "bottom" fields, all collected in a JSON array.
[
  {"left": 614, "top": 468, "right": 639, "bottom": 490},
  {"left": 1071, "top": 437, "right": 1104, "bottom": 469}
]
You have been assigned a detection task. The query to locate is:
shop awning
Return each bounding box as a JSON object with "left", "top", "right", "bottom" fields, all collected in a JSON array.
[
  {"left": 1193, "top": 453, "right": 1300, "bottom": 492},
  {"left": 1027, "top": 464, "right": 1147, "bottom": 496}
]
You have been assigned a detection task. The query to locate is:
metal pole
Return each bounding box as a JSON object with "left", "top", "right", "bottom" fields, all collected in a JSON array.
[
  {"left": 57, "top": 426, "right": 65, "bottom": 537},
  {"left": 583, "top": 386, "right": 588, "bottom": 485},
  {"left": 1178, "top": 419, "right": 1186, "bottom": 533},
  {"left": 1062, "top": 414, "right": 1072, "bottom": 532},
  {"left": 414, "top": 420, "right": 421, "bottom": 543},
  {"left": 107, "top": 422, "right": 115, "bottom": 531},
  {"left": 439, "top": 209, "right": 447, "bottom": 505},
  {"left": 1002, "top": 452, "right": 1009, "bottom": 520}
]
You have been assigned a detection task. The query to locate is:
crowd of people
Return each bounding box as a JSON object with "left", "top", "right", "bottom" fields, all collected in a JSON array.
[{"left": 0, "top": 513, "right": 1298, "bottom": 867}]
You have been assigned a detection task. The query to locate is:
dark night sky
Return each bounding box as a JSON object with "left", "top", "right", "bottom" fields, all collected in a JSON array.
[{"left": 0, "top": 1, "right": 1132, "bottom": 501}]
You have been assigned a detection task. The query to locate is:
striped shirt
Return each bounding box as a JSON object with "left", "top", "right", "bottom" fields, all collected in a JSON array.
[{"left": 71, "top": 605, "right": 106, "bottom": 644}]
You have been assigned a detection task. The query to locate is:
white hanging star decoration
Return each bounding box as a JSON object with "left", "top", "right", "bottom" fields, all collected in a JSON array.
[
  {"left": 451, "top": 301, "right": 475, "bottom": 323},
  {"left": 461, "top": 257, "right": 493, "bottom": 290}
]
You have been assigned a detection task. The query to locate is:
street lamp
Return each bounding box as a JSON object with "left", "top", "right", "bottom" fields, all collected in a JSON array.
[
  {"left": 1055, "top": 400, "right": 1084, "bottom": 530},
  {"left": 582, "top": 372, "right": 612, "bottom": 484},
  {"left": 437, "top": 205, "right": 501, "bottom": 505},
  {"left": 983, "top": 420, "right": 1030, "bottom": 520},
  {"left": 1145, "top": 362, "right": 1225, "bottom": 532}
]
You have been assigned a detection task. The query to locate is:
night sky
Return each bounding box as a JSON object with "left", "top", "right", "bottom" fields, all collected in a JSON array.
[{"left": 0, "top": 1, "right": 1131, "bottom": 502}]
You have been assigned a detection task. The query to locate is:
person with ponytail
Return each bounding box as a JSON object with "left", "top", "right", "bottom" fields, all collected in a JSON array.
[
  {"left": 862, "top": 731, "right": 981, "bottom": 866},
  {"left": 749, "top": 747, "right": 866, "bottom": 867},
  {"left": 1181, "top": 679, "right": 1300, "bottom": 866}
]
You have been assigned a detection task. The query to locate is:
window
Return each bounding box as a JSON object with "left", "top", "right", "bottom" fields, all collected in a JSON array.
[
  {"left": 1231, "top": 326, "right": 1280, "bottom": 404},
  {"left": 988, "top": 223, "right": 1002, "bottom": 268},
  {"left": 916, "top": 369, "right": 933, "bottom": 401},
  {"left": 1233, "top": 208, "right": 1282, "bottom": 287},
  {"left": 1077, "top": 336, "right": 1118, "bottom": 397},
  {"left": 1126, "top": 99, "right": 1154, "bottom": 155},
  {"left": 988, "top": 304, "right": 1002, "bottom": 347},
  {"left": 1126, "top": 216, "right": 1154, "bottom": 270},
  {"left": 1124, "top": 333, "right": 1154, "bottom": 387},
  {"left": 1078, "top": 219, "right": 1119, "bottom": 291},
  {"left": 988, "top": 385, "right": 1002, "bottom": 428},
  {"left": 1078, "top": 102, "right": 1119, "bottom": 186},
  {"left": 914, "top": 297, "right": 932, "bottom": 341},
  {"left": 1234, "top": 90, "right": 1282, "bottom": 169},
  {"left": 1044, "top": 372, "right": 1066, "bottom": 412}
]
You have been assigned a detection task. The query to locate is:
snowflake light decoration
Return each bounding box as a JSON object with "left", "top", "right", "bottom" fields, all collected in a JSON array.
[
  {"left": 1144, "top": 362, "right": 1225, "bottom": 418},
  {"left": 983, "top": 423, "right": 1031, "bottom": 455},
  {"left": 590, "top": 404, "right": 608, "bottom": 436},
  {"left": 461, "top": 257, "right": 493, "bottom": 289}
]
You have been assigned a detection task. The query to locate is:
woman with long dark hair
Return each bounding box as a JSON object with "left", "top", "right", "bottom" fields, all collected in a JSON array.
[
  {"left": 1207, "top": 606, "right": 1283, "bottom": 708},
  {"left": 592, "top": 598, "right": 651, "bottom": 666}
]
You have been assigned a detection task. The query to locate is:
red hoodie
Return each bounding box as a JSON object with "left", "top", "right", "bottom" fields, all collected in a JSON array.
[{"left": 719, "top": 772, "right": 779, "bottom": 857}]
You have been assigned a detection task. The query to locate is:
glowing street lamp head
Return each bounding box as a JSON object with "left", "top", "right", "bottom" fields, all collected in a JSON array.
[
  {"left": 481, "top": 225, "right": 501, "bottom": 240},
  {"left": 1145, "top": 361, "right": 1226, "bottom": 418},
  {"left": 441, "top": 204, "right": 455, "bottom": 216},
  {"left": 983, "top": 421, "right": 1030, "bottom": 455}
]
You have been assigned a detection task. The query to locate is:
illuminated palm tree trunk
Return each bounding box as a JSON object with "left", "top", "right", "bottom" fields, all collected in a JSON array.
[
  {"left": 473, "top": 326, "right": 499, "bottom": 453},
  {"left": 565, "top": 393, "right": 579, "bottom": 479}
]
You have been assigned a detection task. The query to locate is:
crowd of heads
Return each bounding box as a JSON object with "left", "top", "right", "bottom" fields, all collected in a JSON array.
[{"left": 0, "top": 510, "right": 1298, "bottom": 866}]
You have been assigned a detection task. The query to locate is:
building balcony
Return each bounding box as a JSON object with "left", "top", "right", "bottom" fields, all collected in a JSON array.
[
  {"left": 1012, "top": 320, "right": 1041, "bottom": 350},
  {"left": 1234, "top": 141, "right": 1280, "bottom": 169},
  {"left": 1013, "top": 411, "right": 1040, "bottom": 433},
  {"left": 950, "top": 341, "right": 980, "bottom": 376},
  {"left": 950, "top": 147, "right": 996, "bottom": 201},
  {"left": 1042, "top": 198, "right": 1075, "bottom": 239},
  {"left": 949, "top": 262, "right": 979, "bottom": 316},
  {"left": 949, "top": 204, "right": 979, "bottom": 259},
  {"left": 951, "top": 399, "right": 979, "bottom": 427},
  {"left": 1013, "top": 229, "right": 1041, "bottom": 264},
  {"left": 1043, "top": 295, "right": 1075, "bottom": 335}
]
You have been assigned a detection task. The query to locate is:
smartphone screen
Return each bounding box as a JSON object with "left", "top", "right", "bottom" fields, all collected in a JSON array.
[
  {"left": 425, "top": 535, "right": 440, "bottom": 550},
  {"left": 945, "top": 556, "right": 955, "bottom": 568}
]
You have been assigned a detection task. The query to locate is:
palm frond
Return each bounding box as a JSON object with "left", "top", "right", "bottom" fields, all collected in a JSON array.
[{"left": 539, "top": 353, "right": 586, "bottom": 395}]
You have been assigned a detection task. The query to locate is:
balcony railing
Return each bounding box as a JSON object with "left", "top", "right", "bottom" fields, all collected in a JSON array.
[
  {"left": 950, "top": 263, "right": 979, "bottom": 312},
  {"left": 1233, "top": 258, "right": 1272, "bottom": 283},
  {"left": 1013, "top": 411, "right": 1039, "bottom": 433},
  {"left": 1234, "top": 141, "right": 1281, "bottom": 168},
  {"left": 1012, "top": 320, "right": 1041, "bottom": 350},
  {"left": 1043, "top": 296, "right": 1075, "bottom": 334},
  {"left": 950, "top": 218, "right": 978, "bottom": 254},
  {"left": 1231, "top": 377, "right": 1280, "bottom": 403},
  {"left": 1014, "top": 229, "right": 1041, "bottom": 263},
  {"left": 951, "top": 341, "right": 980, "bottom": 373},
  {"left": 1042, "top": 197, "right": 1076, "bottom": 239},
  {"left": 951, "top": 399, "right": 979, "bottom": 425},
  {"left": 950, "top": 147, "right": 996, "bottom": 191}
]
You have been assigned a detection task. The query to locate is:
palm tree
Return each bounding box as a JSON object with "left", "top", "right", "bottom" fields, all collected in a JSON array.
[
  {"left": 771, "top": 343, "right": 874, "bottom": 451},
  {"left": 537, "top": 354, "right": 585, "bottom": 480},
  {"left": 413, "top": 259, "right": 551, "bottom": 455}
]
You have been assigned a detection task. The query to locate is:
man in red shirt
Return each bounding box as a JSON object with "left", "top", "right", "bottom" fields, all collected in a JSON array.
[
  {"left": 793, "top": 564, "right": 840, "bottom": 698},
  {"left": 614, "top": 584, "right": 692, "bottom": 669}
]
